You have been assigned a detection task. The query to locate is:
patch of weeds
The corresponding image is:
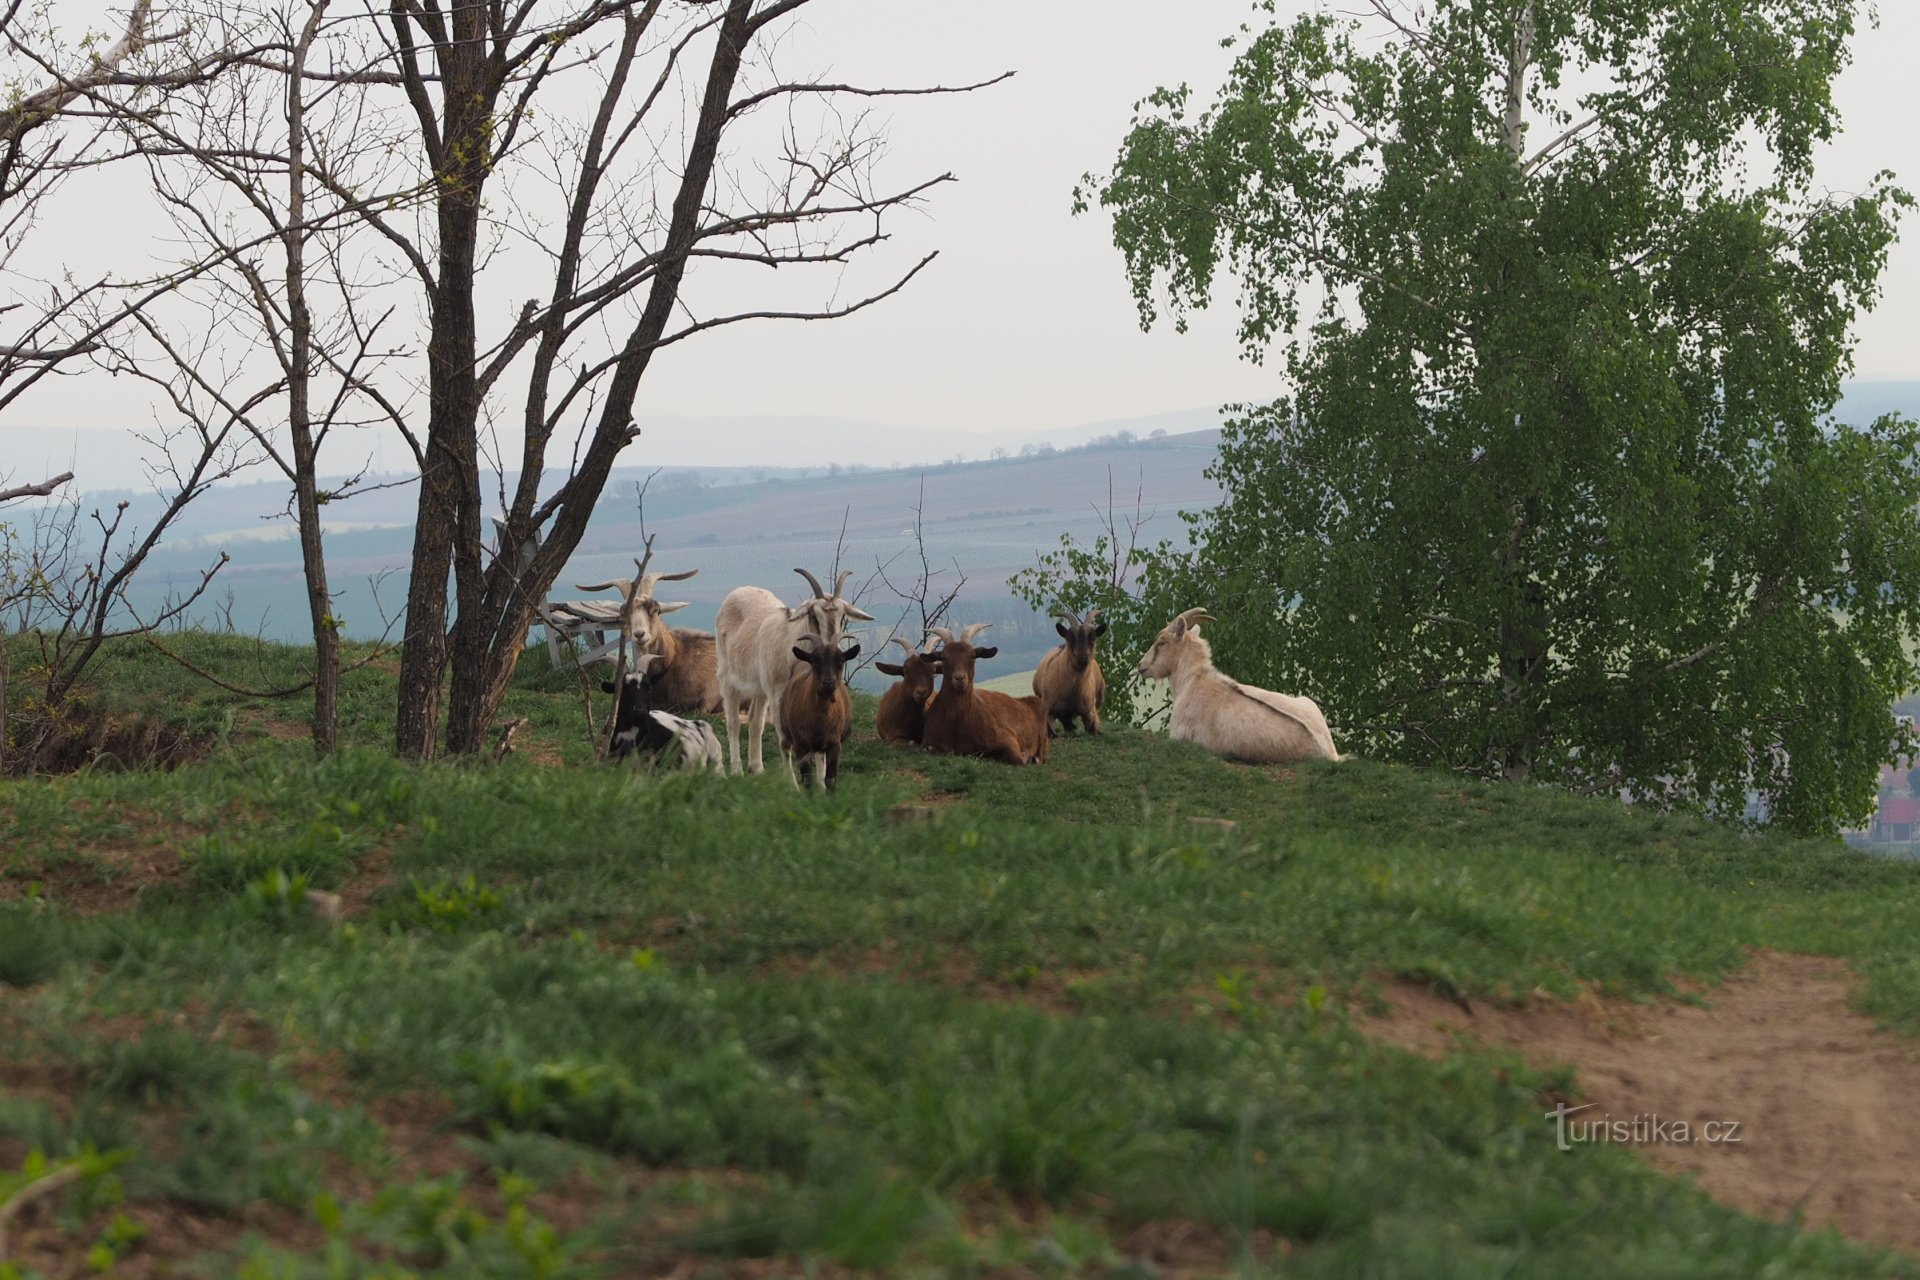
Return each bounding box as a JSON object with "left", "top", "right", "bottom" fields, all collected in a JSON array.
[
  {"left": 0, "top": 906, "right": 66, "bottom": 988},
  {"left": 77, "top": 1026, "right": 244, "bottom": 1107},
  {"left": 186, "top": 820, "right": 358, "bottom": 893},
  {"left": 229, "top": 1175, "right": 593, "bottom": 1278},
  {"left": 688, "top": 1166, "right": 941, "bottom": 1269},
  {"left": 245, "top": 869, "right": 312, "bottom": 925},
  {"left": 406, "top": 875, "right": 505, "bottom": 933}
]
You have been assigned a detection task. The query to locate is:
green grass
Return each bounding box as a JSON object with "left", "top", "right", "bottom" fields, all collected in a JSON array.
[{"left": 2, "top": 633, "right": 1919, "bottom": 1276}]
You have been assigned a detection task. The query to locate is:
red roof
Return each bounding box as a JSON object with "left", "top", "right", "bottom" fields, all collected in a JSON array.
[{"left": 1878, "top": 796, "right": 1920, "bottom": 825}]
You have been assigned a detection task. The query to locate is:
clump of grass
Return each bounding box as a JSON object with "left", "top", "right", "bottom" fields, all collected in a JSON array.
[{"left": 0, "top": 905, "right": 66, "bottom": 987}]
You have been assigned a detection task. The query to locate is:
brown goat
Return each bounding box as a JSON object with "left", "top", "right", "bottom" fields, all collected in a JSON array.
[
  {"left": 777, "top": 636, "right": 858, "bottom": 789},
  {"left": 922, "top": 624, "right": 1049, "bottom": 766},
  {"left": 577, "top": 556, "right": 721, "bottom": 715},
  {"left": 874, "top": 636, "right": 941, "bottom": 746},
  {"left": 1033, "top": 607, "right": 1108, "bottom": 736}
]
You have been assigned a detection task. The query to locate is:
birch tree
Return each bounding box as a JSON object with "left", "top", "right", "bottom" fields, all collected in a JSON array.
[{"left": 1081, "top": 0, "right": 1917, "bottom": 833}]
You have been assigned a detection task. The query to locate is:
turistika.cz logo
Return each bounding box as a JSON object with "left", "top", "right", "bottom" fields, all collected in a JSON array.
[{"left": 1545, "top": 1102, "right": 1743, "bottom": 1153}]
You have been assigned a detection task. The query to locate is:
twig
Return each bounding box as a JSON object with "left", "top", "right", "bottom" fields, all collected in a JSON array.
[
  {"left": 0, "top": 472, "right": 73, "bottom": 504},
  {"left": 0, "top": 1162, "right": 85, "bottom": 1262},
  {"left": 492, "top": 717, "right": 529, "bottom": 763}
]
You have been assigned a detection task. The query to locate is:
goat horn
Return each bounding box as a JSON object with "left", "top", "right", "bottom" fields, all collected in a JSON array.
[
  {"left": 1057, "top": 606, "right": 1082, "bottom": 628},
  {"left": 1173, "top": 607, "right": 1212, "bottom": 626},
  {"left": 834, "top": 570, "right": 853, "bottom": 599},
  {"left": 961, "top": 622, "right": 993, "bottom": 643},
  {"left": 794, "top": 632, "right": 821, "bottom": 651},
  {"left": 794, "top": 567, "right": 827, "bottom": 598},
  {"left": 926, "top": 626, "right": 957, "bottom": 647},
  {"left": 888, "top": 636, "right": 915, "bottom": 657},
  {"left": 576, "top": 579, "right": 627, "bottom": 594},
  {"left": 655, "top": 567, "right": 698, "bottom": 582}
]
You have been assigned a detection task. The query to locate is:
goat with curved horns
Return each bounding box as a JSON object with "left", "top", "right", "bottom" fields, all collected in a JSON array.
[
  {"left": 714, "top": 567, "right": 875, "bottom": 774},
  {"left": 874, "top": 635, "right": 941, "bottom": 746},
  {"left": 922, "top": 623, "right": 1049, "bottom": 765},
  {"left": 1033, "top": 607, "right": 1108, "bottom": 736},
  {"left": 577, "top": 546, "right": 719, "bottom": 714},
  {"left": 1136, "top": 608, "right": 1341, "bottom": 764}
]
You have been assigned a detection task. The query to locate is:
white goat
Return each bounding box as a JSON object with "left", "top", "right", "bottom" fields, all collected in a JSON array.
[
  {"left": 714, "top": 568, "right": 873, "bottom": 775},
  {"left": 1135, "top": 608, "right": 1341, "bottom": 764}
]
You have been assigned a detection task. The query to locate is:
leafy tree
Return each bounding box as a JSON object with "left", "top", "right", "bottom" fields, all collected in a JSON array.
[{"left": 1076, "top": 0, "right": 1918, "bottom": 834}]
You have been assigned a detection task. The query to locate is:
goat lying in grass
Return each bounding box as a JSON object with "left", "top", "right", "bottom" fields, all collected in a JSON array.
[
  {"left": 603, "top": 656, "right": 723, "bottom": 771},
  {"left": 778, "top": 636, "right": 858, "bottom": 789},
  {"left": 1136, "top": 608, "right": 1340, "bottom": 764},
  {"left": 874, "top": 636, "right": 941, "bottom": 746},
  {"left": 577, "top": 554, "right": 718, "bottom": 714},
  {"left": 922, "top": 624, "right": 1049, "bottom": 766},
  {"left": 1033, "top": 607, "right": 1107, "bottom": 736}
]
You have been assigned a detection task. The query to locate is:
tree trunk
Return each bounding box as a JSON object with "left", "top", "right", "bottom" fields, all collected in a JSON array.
[
  {"left": 392, "top": 0, "right": 495, "bottom": 761},
  {"left": 440, "top": 0, "right": 758, "bottom": 755},
  {"left": 285, "top": 2, "right": 337, "bottom": 756}
]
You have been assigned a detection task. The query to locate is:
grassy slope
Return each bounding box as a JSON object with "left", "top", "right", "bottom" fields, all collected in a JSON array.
[{"left": 3, "top": 635, "right": 1920, "bottom": 1277}]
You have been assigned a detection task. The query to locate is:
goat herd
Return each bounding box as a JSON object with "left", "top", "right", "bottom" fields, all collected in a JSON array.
[{"left": 594, "top": 564, "right": 1343, "bottom": 789}]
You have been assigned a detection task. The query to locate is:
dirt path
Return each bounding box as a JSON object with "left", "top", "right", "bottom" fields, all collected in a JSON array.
[{"left": 1365, "top": 951, "right": 1920, "bottom": 1257}]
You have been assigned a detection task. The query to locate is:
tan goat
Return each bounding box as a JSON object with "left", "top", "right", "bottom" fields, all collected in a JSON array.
[
  {"left": 1032, "top": 607, "right": 1107, "bottom": 735},
  {"left": 577, "top": 553, "right": 718, "bottom": 715},
  {"left": 1135, "top": 608, "right": 1340, "bottom": 764}
]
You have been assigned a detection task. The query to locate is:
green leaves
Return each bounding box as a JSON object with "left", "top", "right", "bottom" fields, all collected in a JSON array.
[{"left": 1084, "top": 0, "right": 1915, "bottom": 833}]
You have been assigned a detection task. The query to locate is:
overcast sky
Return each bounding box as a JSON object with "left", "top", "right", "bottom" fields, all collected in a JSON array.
[{"left": 4, "top": 0, "right": 1916, "bottom": 487}]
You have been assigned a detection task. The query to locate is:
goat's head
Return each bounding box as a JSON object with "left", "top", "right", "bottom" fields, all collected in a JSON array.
[
  {"left": 927, "top": 623, "right": 996, "bottom": 696},
  {"left": 578, "top": 564, "right": 698, "bottom": 648},
  {"left": 788, "top": 567, "right": 876, "bottom": 641},
  {"left": 1053, "top": 607, "right": 1108, "bottom": 672},
  {"left": 602, "top": 654, "right": 664, "bottom": 710},
  {"left": 874, "top": 636, "right": 941, "bottom": 703},
  {"left": 791, "top": 634, "right": 860, "bottom": 699},
  {"left": 1137, "top": 608, "right": 1214, "bottom": 680}
]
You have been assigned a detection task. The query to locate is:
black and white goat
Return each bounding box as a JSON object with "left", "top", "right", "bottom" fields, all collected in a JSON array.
[{"left": 602, "top": 656, "right": 723, "bottom": 771}]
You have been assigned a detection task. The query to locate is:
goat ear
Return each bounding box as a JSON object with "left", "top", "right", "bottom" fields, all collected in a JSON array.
[
  {"left": 656, "top": 600, "right": 689, "bottom": 614},
  {"left": 1055, "top": 622, "right": 1070, "bottom": 639},
  {"left": 600, "top": 680, "right": 616, "bottom": 693},
  {"left": 792, "top": 644, "right": 813, "bottom": 664},
  {"left": 840, "top": 643, "right": 860, "bottom": 661},
  {"left": 875, "top": 661, "right": 905, "bottom": 676},
  {"left": 1094, "top": 620, "right": 1109, "bottom": 637},
  {"left": 843, "top": 604, "right": 876, "bottom": 622},
  {"left": 974, "top": 645, "right": 998, "bottom": 661}
]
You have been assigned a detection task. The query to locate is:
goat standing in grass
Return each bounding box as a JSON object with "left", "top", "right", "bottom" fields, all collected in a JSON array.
[
  {"left": 1136, "top": 608, "right": 1340, "bottom": 764},
  {"left": 578, "top": 554, "right": 719, "bottom": 714},
  {"left": 778, "top": 636, "right": 858, "bottom": 789},
  {"left": 922, "top": 624, "right": 1049, "bottom": 765},
  {"left": 1033, "top": 608, "right": 1108, "bottom": 736},
  {"left": 714, "top": 568, "right": 873, "bottom": 775},
  {"left": 874, "top": 636, "right": 941, "bottom": 746}
]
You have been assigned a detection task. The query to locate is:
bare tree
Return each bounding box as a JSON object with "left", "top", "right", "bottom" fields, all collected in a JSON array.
[
  {"left": 875, "top": 473, "right": 966, "bottom": 651},
  {"left": 362, "top": 0, "right": 1008, "bottom": 758},
  {"left": 97, "top": 0, "right": 425, "bottom": 754},
  {"left": 0, "top": 419, "right": 247, "bottom": 772}
]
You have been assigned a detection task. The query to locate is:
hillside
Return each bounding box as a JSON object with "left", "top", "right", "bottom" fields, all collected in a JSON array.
[
  {"left": 117, "top": 427, "right": 1223, "bottom": 677},
  {"left": 3, "top": 636, "right": 1920, "bottom": 1276}
]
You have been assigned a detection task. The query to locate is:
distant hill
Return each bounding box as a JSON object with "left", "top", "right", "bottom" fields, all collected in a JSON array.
[
  {"left": 115, "top": 426, "right": 1225, "bottom": 681},
  {"left": 60, "top": 378, "right": 1920, "bottom": 680}
]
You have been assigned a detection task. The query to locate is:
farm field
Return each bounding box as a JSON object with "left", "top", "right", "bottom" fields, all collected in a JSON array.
[{"left": 4, "top": 636, "right": 1920, "bottom": 1276}]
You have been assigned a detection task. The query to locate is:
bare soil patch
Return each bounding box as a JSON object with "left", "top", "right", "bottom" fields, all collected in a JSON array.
[{"left": 1365, "top": 950, "right": 1920, "bottom": 1256}]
